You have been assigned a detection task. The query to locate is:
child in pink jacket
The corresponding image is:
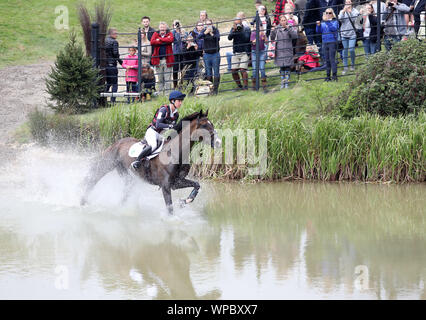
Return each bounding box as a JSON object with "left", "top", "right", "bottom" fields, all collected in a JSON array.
[{"left": 121, "top": 46, "right": 139, "bottom": 103}]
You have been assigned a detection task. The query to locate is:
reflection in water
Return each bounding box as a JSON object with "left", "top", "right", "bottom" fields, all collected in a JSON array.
[
  {"left": 0, "top": 148, "right": 425, "bottom": 299},
  {"left": 204, "top": 182, "right": 426, "bottom": 299}
]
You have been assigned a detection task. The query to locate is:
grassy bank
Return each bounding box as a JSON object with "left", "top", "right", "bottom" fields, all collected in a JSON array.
[
  {"left": 0, "top": 0, "right": 256, "bottom": 68},
  {"left": 27, "top": 81, "right": 426, "bottom": 183}
]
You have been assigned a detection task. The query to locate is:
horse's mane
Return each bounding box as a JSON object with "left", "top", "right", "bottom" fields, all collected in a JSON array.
[{"left": 174, "top": 111, "right": 204, "bottom": 133}]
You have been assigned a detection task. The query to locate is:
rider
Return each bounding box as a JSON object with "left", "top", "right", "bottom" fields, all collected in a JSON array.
[{"left": 131, "top": 90, "right": 186, "bottom": 170}]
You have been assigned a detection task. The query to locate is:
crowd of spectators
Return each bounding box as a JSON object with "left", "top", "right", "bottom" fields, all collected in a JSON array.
[{"left": 103, "top": 0, "right": 425, "bottom": 100}]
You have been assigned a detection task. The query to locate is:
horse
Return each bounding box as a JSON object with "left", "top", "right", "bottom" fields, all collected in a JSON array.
[{"left": 80, "top": 109, "right": 221, "bottom": 214}]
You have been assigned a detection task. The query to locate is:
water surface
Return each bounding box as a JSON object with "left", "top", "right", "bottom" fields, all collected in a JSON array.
[{"left": 0, "top": 147, "right": 425, "bottom": 299}]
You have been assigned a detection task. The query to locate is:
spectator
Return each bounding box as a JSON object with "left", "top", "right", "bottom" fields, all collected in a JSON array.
[
  {"left": 192, "top": 21, "right": 205, "bottom": 75},
  {"left": 338, "top": 0, "right": 359, "bottom": 74},
  {"left": 182, "top": 34, "right": 203, "bottom": 94},
  {"left": 270, "top": 15, "right": 298, "bottom": 88},
  {"left": 383, "top": 0, "right": 410, "bottom": 51},
  {"left": 141, "top": 64, "right": 155, "bottom": 101},
  {"left": 316, "top": 8, "right": 339, "bottom": 81},
  {"left": 294, "top": 0, "right": 307, "bottom": 24},
  {"left": 121, "top": 46, "right": 139, "bottom": 103},
  {"left": 294, "top": 27, "right": 309, "bottom": 56},
  {"left": 370, "top": 0, "right": 387, "bottom": 18},
  {"left": 255, "top": 0, "right": 264, "bottom": 11},
  {"left": 285, "top": 3, "right": 300, "bottom": 25},
  {"left": 199, "top": 10, "right": 208, "bottom": 24},
  {"left": 141, "top": 16, "right": 156, "bottom": 41},
  {"left": 151, "top": 22, "right": 174, "bottom": 95},
  {"left": 303, "top": 0, "right": 322, "bottom": 47},
  {"left": 401, "top": 0, "right": 414, "bottom": 26},
  {"left": 172, "top": 20, "right": 187, "bottom": 89},
  {"left": 297, "top": 44, "right": 321, "bottom": 72},
  {"left": 251, "top": 5, "right": 273, "bottom": 38},
  {"left": 359, "top": 3, "right": 378, "bottom": 58},
  {"left": 192, "top": 21, "right": 205, "bottom": 52},
  {"left": 410, "top": 0, "right": 425, "bottom": 37},
  {"left": 140, "top": 30, "right": 152, "bottom": 66},
  {"left": 105, "top": 28, "right": 123, "bottom": 103},
  {"left": 228, "top": 17, "right": 252, "bottom": 90},
  {"left": 237, "top": 11, "right": 251, "bottom": 28},
  {"left": 318, "top": 0, "right": 345, "bottom": 16},
  {"left": 273, "top": 0, "right": 295, "bottom": 26},
  {"left": 250, "top": 25, "right": 268, "bottom": 91},
  {"left": 198, "top": 19, "right": 221, "bottom": 94}
]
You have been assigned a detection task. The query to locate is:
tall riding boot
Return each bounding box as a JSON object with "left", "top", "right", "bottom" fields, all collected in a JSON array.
[
  {"left": 241, "top": 70, "right": 249, "bottom": 90},
  {"left": 231, "top": 71, "right": 243, "bottom": 90},
  {"left": 132, "top": 145, "right": 152, "bottom": 170},
  {"left": 261, "top": 78, "right": 268, "bottom": 93},
  {"left": 213, "top": 76, "right": 220, "bottom": 95}
]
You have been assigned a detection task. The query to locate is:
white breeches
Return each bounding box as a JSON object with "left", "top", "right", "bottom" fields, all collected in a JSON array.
[{"left": 145, "top": 127, "right": 161, "bottom": 150}]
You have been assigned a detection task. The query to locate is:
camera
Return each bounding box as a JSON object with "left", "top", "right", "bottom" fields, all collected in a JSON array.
[
  {"left": 388, "top": 2, "right": 394, "bottom": 7},
  {"left": 235, "top": 23, "right": 243, "bottom": 32},
  {"left": 175, "top": 21, "right": 180, "bottom": 28}
]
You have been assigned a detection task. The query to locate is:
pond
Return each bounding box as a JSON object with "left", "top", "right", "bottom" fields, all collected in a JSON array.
[{"left": 0, "top": 147, "right": 425, "bottom": 299}]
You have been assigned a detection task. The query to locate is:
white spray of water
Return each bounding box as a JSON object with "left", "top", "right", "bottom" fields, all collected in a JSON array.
[{"left": 0, "top": 145, "right": 206, "bottom": 222}]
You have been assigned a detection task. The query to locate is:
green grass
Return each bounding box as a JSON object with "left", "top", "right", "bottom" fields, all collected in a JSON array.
[{"left": 0, "top": 0, "right": 258, "bottom": 68}]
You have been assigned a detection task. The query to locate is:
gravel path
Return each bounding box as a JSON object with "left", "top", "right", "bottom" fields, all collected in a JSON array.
[{"left": 0, "top": 62, "right": 52, "bottom": 163}]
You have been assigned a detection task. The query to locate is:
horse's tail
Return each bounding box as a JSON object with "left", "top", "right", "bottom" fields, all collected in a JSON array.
[{"left": 80, "top": 141, "right": 122, "bottom": 206}]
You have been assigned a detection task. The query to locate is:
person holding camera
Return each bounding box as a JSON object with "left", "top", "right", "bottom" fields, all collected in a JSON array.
[
  {"left": 338, "top": 0, "right": 359, "bottom": 74},
  {"left": 228, "top": 18, "right": 252, "bottom": 90},
  {"left": 182, "top": 34, "right": 203, "bottom": 94},
  {"left": 271, "top": 15, "right": 298, "bottom": 89},
  {"left": 172, "top": 20, "right": 187, "bottom": 89},
  {"left": 383, "top": 0, "right": 411, "bottom": 51},
  {"left": 316, "top": 9, "right": 339, "bottom": 81},
  {"left": 197, "top": 19, "right": 221, "bottom": 94}
]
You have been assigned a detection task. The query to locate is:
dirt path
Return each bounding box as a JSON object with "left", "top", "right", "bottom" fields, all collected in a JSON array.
[{"left": 0, "top": 62, "right": 52, "bottom": 163}]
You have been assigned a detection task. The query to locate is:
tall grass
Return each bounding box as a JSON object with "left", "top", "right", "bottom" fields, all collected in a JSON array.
[{"left": 28, "top": 82, "right": 425, "bottom": 182}]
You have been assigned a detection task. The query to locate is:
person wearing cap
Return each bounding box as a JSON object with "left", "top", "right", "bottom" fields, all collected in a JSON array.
[{"left": 131, "top": 90, "right": 186, "bottom": 170}]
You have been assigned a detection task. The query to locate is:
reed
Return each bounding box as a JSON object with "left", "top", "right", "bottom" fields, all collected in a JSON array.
[{"left": 29, "top": 82, "right": 425, "bottom": 182}]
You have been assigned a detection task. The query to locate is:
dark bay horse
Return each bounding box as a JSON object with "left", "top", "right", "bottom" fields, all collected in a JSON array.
[{"left": 80, "top": 110, "right": 221, "bottom": 214}]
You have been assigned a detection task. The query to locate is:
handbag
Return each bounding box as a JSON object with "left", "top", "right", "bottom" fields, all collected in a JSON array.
[{"left": 347, "top": 13, "right": 364, "bottom": 42}]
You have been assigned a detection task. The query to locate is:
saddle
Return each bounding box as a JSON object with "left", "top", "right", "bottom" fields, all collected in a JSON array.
[{"left": 128, "top": 136, "right": 165, "bottom": 160}]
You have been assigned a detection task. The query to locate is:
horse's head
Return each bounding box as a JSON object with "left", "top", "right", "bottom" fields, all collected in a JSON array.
[{"left": 193, "top": 109, "right": 221, "bottom": 149}]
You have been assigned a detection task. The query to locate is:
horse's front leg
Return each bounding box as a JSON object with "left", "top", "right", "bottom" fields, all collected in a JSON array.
[
  {"left": 161, "top": 186, "right": 174, "bottom": 215},
  {"left": 172, "top": 178, "right": 200, "bottom": 205}
]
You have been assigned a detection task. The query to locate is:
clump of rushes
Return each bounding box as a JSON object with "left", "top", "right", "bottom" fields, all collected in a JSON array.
[{"left": 30, "top": 81, "right": 425, "bottom": 183}]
